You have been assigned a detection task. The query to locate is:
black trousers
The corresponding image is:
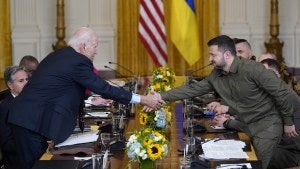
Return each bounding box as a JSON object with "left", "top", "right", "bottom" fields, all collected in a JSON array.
[
  {"left": 10, "top": 124, "right": 48, "bottom": 169},
  {"left": 267, "top": 147, "right": 300, "bottom": 169}
]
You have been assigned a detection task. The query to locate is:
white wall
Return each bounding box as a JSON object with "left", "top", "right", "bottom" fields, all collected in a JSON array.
[
  {"left": 219, "top": 0, "right": 299, "bottom": 67},
  {"left": 10, "top": 0, "right": 300, "bottom": 69},
  {"left": 10, "top": 0, "right": 117, "bottom": 70}
]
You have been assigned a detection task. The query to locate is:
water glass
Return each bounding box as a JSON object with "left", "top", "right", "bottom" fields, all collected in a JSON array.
[
  {"left": 184, "top": 99, "right": 194, "bottom": 119},
  {"left": 185, "top": 118, "right": 194, "bottom": 137},
  {"left": 185, "top": 137, "right": 195, "bottom": 163},
  {"left": 91, "top": 153, "right": 102, "bottom": 169},
  {"left": 113, "top": 115, "right": 126, "bottom": 141},
  {"left": 100, "top": 133, "right": 111, "bottom": 153}
]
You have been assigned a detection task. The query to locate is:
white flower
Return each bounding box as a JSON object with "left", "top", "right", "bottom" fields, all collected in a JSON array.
[
  {"left": 128, "top": 135, "right": 137, "bottom": 143},
  {"left": 166, "top": 71, "right": 170, "bottom": 76},
  {"left": 138, "top": 149, "right": 146, "bottom": 157},
  {"left": 156, "top": 75, "right": 163, "bottom": 79},
  {"left": 165, "top": 85, "right": 171, "bottom": 91},
  {"left": 142, "top": 154, "right": 148, "bottom": 160},
  {"left": 134, "top": 147, "right": 141, "bottom": 154}
]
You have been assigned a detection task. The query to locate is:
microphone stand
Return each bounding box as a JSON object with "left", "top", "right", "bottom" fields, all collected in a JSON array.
[
  {"left": 108, "top": 62, "right": 135, "bottom": 76},
  {"left": 108, "top": 62, "right": 140, "bottom": 117},
  {"left": 186, "top": 64, "right": 211, "bottom": 84}
]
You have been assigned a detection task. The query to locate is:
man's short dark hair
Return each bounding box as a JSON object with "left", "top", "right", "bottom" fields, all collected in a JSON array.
[
  {"left": 207, "top": 35, "right": 237, "bottom": 56},
  {"left": 19, "top": 55, "right": 39, "bottom": 67},
  {"left": 260, "top": 58, "right": 280, "bottom": 72},
  {"left": 232, "top": 38, "right": 252, "bottom": 49}
]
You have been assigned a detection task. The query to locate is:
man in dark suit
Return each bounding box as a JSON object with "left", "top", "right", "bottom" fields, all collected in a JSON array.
[
  {"left": 7, "top": 27, "right": 160, "bottom": 169},
  {"left": 0, "top": 66, "right": 28, "bottom": 169}
]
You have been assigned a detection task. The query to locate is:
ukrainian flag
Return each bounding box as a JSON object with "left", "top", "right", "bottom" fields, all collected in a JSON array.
[{"left": 170, "top": 0, "right": 201, "bottom": 66}]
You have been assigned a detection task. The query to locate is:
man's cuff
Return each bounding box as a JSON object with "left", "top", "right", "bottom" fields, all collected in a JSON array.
[
  {"left": 130, "top": 93, "right": 140, "bottom": 104},
  {"left": 283, "top": 117, "right": 294, "bottom": 126},
  {"left": 223, "top": 119, "right": 231, "bottom": 128}
]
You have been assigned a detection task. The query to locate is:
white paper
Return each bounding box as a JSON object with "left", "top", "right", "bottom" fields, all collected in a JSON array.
[
  {"left": 74, "top": 156, "right": 92, "bottom": 161},
  {"left": 201, "top": 139, "right": 249, "bottom": 159},
  {"left": 216, "top": 163, "right": 252, "bottom": 169},
  {"left": 55, "top": 131, "right": 99, "bottom": 148},
  {"left": 85, "top": 111, "right": 110, "bottom": 118}
]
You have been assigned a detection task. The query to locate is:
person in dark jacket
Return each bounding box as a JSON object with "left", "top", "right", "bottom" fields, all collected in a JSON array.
[
  {"left": 8, "top": 27, "right": 160, "bottom": 169},
  {"left": 0, "top": 66, "right": 28, "bottom": 169}
]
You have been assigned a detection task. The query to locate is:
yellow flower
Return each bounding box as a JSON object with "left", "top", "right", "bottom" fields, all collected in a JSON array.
[
  {"left": 147, "top": 144, "right": 163, "bottom": 160},
  {"left": 144, "top": 128, "right": 151, "bottom": 134},
  {"left": 143, "top": 138, "right": 153, "bottom": 146},
  {"left": 153, "top": 83, "right": 161, "bottom": 90},
  {"left": 139, "top": 113, "right": 148, "bottom": 125},
  {"left": 154, "top": 131, "right": 162, "bottom": 138},
  {"left": 165, "top": 108, "right": 171, "bottom": 122}
]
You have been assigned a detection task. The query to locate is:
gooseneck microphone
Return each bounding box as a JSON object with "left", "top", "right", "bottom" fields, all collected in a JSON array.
[
  {"left": 105, "top": 79, "right": 123, "bottom": 88},
  {"left": 104, "top": 65, "right": 135, "bottom": 90},
  {"left": 104, "top": 65, "right": 130, "bottom": 81},
  {"left": 108, "top": 62, "right": 135, "bottom": 76},
  {"left": 187, "top": 63, "right": 212, "bottom": 76},
  {"left": 186, "top": 63, "right": 212, "bottom": 84}
]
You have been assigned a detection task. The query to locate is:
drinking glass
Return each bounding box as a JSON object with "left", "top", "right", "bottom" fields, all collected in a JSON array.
[
  {"left": 100, "top": 133, "right": 111, "bottom": 153},
  {"left": 185, "top": 118, "right": 194, "bottom": 137},
  {"left": 185, "top": 137, "right": 195, "bottom": 163},
  {"left": 91, "top": 153, "right": 102, "bottom": 169},
  {"left": 112, "top": 115, "right": 125, "bottom": 141},
  {"left": 184, "top": 99, "right": 194, "bottom": 119}
]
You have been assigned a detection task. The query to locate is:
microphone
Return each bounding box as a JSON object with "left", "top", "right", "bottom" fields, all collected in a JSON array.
[
  {"left": 186, "top": 63, "right": 211, "bottom": 84},
  {"left": 187, "top": 63, "right": 212, "bottom": 76},
  {"left": 108, "top": 62, "right": 139, "bottom": 93},
  {"left": 104, "top": 65, "right": 134, "bottom": 90},
  {"left": 104, "top": 66, "right": 130, "bottom": 80},
  {"left": 108, "top": 62, "right": 135, "bottom": 76},
  {"left": 105, "top": 79, "right": 124, "bottom": 88}
]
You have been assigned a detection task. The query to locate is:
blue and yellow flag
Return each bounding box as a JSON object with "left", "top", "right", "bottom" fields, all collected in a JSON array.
[{"left": 170, "top": 0, "right": 201, "bottom": 66}]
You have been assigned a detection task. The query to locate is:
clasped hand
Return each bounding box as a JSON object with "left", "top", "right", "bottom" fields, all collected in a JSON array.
[{"left": 141, "top": 90, "right": 165, "bottom": 112}]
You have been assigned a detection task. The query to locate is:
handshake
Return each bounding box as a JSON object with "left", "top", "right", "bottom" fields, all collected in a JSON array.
[{"left": 140, "top": 90, "right": 165, "bottom": 112}]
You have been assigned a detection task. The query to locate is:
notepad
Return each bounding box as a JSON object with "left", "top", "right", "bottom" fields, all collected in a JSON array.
[
  {"left": 55, "top": 131, "right": 98, "bottom": 148},
  {"left": 84, "top": 111, "right": 110, "bottom": 118}
]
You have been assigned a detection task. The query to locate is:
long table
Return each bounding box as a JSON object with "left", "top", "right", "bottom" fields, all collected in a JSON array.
[{"left": 40, "top": 102, "right": 259, "bottom": 169}]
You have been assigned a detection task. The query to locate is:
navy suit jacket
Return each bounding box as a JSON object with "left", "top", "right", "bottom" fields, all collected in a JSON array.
[
  {"left": 0, "top": 92, "right": 19, "bottom": 169},
  {"left": 0, "top": 92, "right": 15, "bottom": 152},
  {"left": 8, "top": 47, "right": 132, "bottom": 143}
]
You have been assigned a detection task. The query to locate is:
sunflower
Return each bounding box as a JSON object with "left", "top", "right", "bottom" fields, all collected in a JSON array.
[
  {"left": 152, "top": 83, "right": 161, "bottom": 91},
  {"left": 147, "top": 144, "right": 163, "bottom": 160},
  {"left": 143, "top": 137, "right": 153, "bottom": 146},
  {"left": 139, "top": 113, "right": 148, "bottom": 125}
]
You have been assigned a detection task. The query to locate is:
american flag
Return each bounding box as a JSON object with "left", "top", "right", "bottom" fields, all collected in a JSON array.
[{"left": 138, "top": 0, "right": 167, "bottom": 66}]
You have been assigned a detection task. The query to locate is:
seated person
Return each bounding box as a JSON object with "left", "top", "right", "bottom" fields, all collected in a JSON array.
[
  {"left": 232, "top": 38, "right": 256, "bottom": 60},
  {"left": 208, "top": 58, "right": 300, "bottom": 169},
  {"left": 256, "top": 53, "right": 276, "bottom": 62},
  {"left": 19, "top": 55, "right": 39, "bottom": 78},
  {"left": 0, "top": 66, "right": 28, "bottom": 169}
]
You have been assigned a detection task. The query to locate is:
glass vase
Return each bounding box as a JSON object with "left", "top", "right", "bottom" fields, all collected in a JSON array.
[{"left": 139, "top": 159, "right": 155, "bottom": 169}]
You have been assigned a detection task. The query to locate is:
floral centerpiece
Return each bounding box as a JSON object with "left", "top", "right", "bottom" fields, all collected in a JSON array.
[
  {"left": 126, "top": 128, "right": 169, "bottom": 169},
  {"left": 139, "top": 105, "right": 171, "bottom": 129},
  {"left": 148, "top": 66, "right": 176, "bottom": 92},
  {"left": 139, "top": 67, "right": 175, "bottom": 129}
]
